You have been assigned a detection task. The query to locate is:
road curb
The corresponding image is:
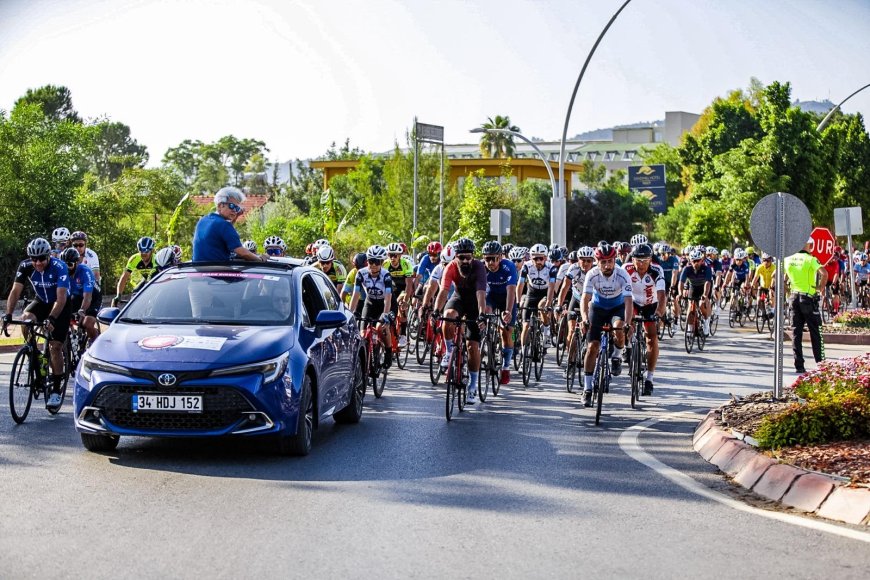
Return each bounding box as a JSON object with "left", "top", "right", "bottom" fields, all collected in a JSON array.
[
  {"left": 692, "top": 410, "right": 870, "bottom": 527},
  {"left": 785, "top": 329, "right": 870, "bottom": 346}
]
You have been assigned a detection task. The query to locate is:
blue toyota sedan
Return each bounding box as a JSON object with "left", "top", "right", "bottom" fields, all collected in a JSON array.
[{"left": 73, "top": 259, "right": 365, "bottom": 455}]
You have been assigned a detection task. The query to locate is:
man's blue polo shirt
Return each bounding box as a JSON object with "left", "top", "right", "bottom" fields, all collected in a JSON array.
[{"left": 192, "top": 212, "right": 242, "bottom": 262}]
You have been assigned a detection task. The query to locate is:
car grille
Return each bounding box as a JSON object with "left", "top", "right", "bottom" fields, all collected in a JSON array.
[{"left": 93, "top": 385, "right": 255, "bottom": 431}]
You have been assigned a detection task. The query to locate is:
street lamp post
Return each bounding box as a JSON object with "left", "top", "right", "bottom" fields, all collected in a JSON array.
[
  {"left": 816, "top": 82, "right": 870, "bottom": 132},
  {"left": 556, "top": 0, "right": 633, "bottom": 247}
]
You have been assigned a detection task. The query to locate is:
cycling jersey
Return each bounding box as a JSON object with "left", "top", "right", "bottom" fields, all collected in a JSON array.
[
  {"left": 14, "top": 257, "right": 70, "bottom": 304},
  {"left": 441, "top": 260, "right": 487, "bottom": 299},
  {"left": 729, "top": 261, "right": 751, "bottom": 282},
  {"left": 582, "top": 266, "right": 632, "bottom": 309},
  {"left": 854, "top": 262, "right": 870, "bottom": 283},
  {"left": 68, "top": 264, "right": 96, "bottom": 297},
  {"left": 415, "top": 254, "right": 438, "bottom": 285},
  {"left": 564, "top": 264, "right": 589, "bottom": 300},
  {"left": 312, "top": 261, "right": 347, "bottom": 285},
  {"left": 624, "top": 263, "right": 665, "bottom": 306},
  {"left": 556, "top": 262, "right": 572, "bottom": 283},
  {"left": 720, "top": 257, "right": 732, "bottom": 272},
  {"left": 82, "top": 248, "right": 100, "bottom": 273},
  {"left": 519, "top": 261, "right": 557, "bottom": 292},
  {"left": 385, "top": 257, "right": 414, "bottom": 292},
  {"left": 485, "top": 259, "right": 519, "bottom": 295},
  {"left": 354, "top": 268, "right": 394, "bottom": 302},
  {"left": 125, "top": 253, "right": 157, "bottom": 281},
  {"left": 679, "top": 263, "right": 714, "bottom": 288},
  {"left": 755, "top": 262, "right": 776, "bottom": 288},
  {"left": 708, "top": 258, "right": 723, "bottom": 274}
]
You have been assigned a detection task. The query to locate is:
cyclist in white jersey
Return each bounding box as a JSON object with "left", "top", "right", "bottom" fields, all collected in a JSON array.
[
  {"left": 516, "top": 243, "right": 557, "bottom": 347},
  {"left": 623, "top": 243, "right": 666, "bottom": 395},
  {"left": 70, "top": 231, "right": 100, "bottom": 286},
  {"left": 580, "top": 242, "right": 633, "bottom": 407}
]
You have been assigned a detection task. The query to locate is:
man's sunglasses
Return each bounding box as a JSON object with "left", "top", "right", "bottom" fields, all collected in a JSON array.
[
  {"left": 388, "top": 253, "right": 401, "bottom": 258},
  {"left": 512, "top": 259, "right": 523, "bottom": 264},
  {"left": 533, "top": 257, "right": 546, "bottom": 262},
  {"left": 457, "top": 254, "right": 473, "bottom": 262},
  {"left": 580, "top": 258, "right": 594, "bottom": 263},
  {"left": 265, "top": 248, "right": 283, "bottom": 256},
  {"left": 483, "top": 256, "right": 499, "bottom": 263},
  {"left": 65, "top": 261, "right": 78, "bottom": 268},
  {"left": 72, "top": 243, "right": 85, "bottom": 248},
  {"left": 32, "top": 255, "right": 49, "bottom": 263},
  {"left": 368, "top": 258, "right": 383, "bottom": 265},
  {"left": 320, "top": 260, "right": 333, "bottom": 266},
  {"left": 227, "top": 202, "right": 244, "bottom": 213}
]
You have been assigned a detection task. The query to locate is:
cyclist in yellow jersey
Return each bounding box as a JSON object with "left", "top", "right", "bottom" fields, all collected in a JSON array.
[
  {"left": 385, "top": 242, "right": 414, "bottom": 347},
  {"left": 751, "top": 253, "right": 776, "bottom": 313},
  {"left": 114, "top": 237, "right": 157, "bottom": 306},
  {"left": 311, "top": 245, "right": 346, "bottom": 291}
]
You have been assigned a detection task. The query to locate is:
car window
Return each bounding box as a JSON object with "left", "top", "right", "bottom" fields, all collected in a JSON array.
[
  {"left": 300, "top": 274, "right": 327, "bottom": 326},
  {"left": 313, "top": 273, "right": 340, "bottom": 311}
]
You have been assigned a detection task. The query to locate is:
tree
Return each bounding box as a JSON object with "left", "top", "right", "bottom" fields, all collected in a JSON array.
[
  {"left": 162, "top": 136, "right": 269, "bottom": 193},
  {"left": 90, "top": 120, "right": 149, "bottom": 182},
  {"left": 458, "top": 169, "right": 513, "bottom": 247},
  {"left": 478, "top": 116, "right": 521, "bottom": 159},
  {"left": 14, "top": 85, "right": 81, "bottom": 123}
]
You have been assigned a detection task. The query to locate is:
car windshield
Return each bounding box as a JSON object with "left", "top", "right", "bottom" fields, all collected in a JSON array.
[{"left": 120, "top": 270, "right": 294, "bottom": 325}]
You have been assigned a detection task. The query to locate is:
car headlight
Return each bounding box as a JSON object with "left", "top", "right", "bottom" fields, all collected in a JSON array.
[
  {"left": 210, "top": 352, "right": 289, "bottom": 384},
  {"left": 80, "top": 353, "right": 132, "bottom": 383}
]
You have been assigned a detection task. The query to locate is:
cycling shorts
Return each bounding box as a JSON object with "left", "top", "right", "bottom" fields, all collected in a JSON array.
[
  {"left": 485, "top": 293, "right": 518, "bottom": 327},
  {"left": 70, "top": 290, "right": 103, "bottom": 317},
  {"left": 444, "top": 295, "right": 482, "bottom": 343},
  {"left": 520, "top": 289, "right": 548, "bottom": 322},
  {"left": 361, "top": 300, "right": 385, "bottom": 323},
  {"left": 24, "top": 299, "right": 72, "bottom": 343},
  {"left": 586, "top": 303, "right": 625, "bottom": 343},
  {"left": 632, "top": 302, "right": 658, "bottom": 325}
]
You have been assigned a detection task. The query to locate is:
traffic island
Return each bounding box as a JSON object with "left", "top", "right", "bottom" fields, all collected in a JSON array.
[{"left": 693, "top": 408, "right": 870, "bottom": 526}]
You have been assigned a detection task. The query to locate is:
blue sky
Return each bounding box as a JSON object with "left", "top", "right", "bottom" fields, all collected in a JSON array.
[{"left": 1, "top": 0, "right": 868, "bottom": 165}]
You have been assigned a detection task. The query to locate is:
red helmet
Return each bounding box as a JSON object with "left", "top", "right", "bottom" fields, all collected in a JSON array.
[
  {"left": 834, "top": 246, "right": 843, "bottom": 254},
  {"left": 427, "top": 241, "right": 443, "bottom": 254},
  {"left": 305, "top": 243, "right": 315, "bottom": 255},
  {"left": 400, "top": 242, "right": 408, "bottom": 254},
  {"left": 594, "top": 242, "right": 617, "bottom": 260}
]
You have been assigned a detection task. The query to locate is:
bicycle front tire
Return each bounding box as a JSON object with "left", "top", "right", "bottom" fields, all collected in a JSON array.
[{"left": 9, "top": 348, "right": 34, "bottom": 424}]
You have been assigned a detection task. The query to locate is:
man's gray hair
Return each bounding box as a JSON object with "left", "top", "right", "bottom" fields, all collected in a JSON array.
[{"left": 214, "top": 186, "right": 246, "bottom": 206}]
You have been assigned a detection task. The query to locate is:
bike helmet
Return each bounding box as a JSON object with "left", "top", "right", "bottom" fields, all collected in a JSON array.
[
  {"left": 400, "top": 242, "right": 408, "bottom": 254},
  {"left": 706, "top": 246, "right": 718, "bottom": 255},
  {"left": 689, "top": 249, "right": 705, "bottom": 261},
  {"left": 860, "top": 252, "right": 868, "bottom": 261},
  {"left": 366, "top": 245, "right": 387, "bottom": 261},
  {"left": 243, "top": 240, "right": 258, "bottom": 252},
  {"left": 482, "top": 240, "right": 502, "bottom": 255},
  {"left": 660, "top": 244, "right": 672, "bottom": 255},
  {"left": 734, "top": 249, "right": 747, "bottom": 260},
  {"left": 52, "top": 227, "right": 70, "bottom": 243},
  {"left": 594, "top": 242, "right": 616, "bottom": 261},
  {"left": 353, "top": 252, "right": 367, "bottom": 269},
  {"left": 652, "top": 242, "right": 661, "bottom": 254},
  {"left": 386, "top": 242, "right": 403, "bottom": 255},
  {"left": 316, "top": 245, "right": 335, "bottom": 262},
  {"left": 548, "top": 248, "right": 562, "bottom": 262},
  {"left": 453, "top": 237, "right": 475, "bottom": 254},
  {"left": 70, "top": 230, "right": 87, "bottom": 242},
  {"left": 567, "top": 251, "right": 578, "bottom": 261},
  {"left": 263, "top": 235, "right": 286, "bottom": 250},
  {"left": 631, "top": 243, "right": 653, "bottom": 259},
  {"left": 630, "top": 234, "right": 648, "bottom": 246},
  {"left": 761, "top": 252, "right": 772, "bottom": 261},
  {"left": 617, "top": 241, "right": 631, "bottom": 254},
  {"left": 501, "top": 243, "right": 514, "bottom": 256},
  {"left": 549, "top": 243, "right": 560, "bottom": 252},
  {"left": 577, "top": 246, "right": 595, "bottom": 259},
  {"left": 529, "top": 243, "right": 548, "bottom": 257},
  {"left": 313, "top": 238, "right": 329, "bottom": 248},
  {"left": 508, "top": 247, "right": 525, "bottom": 261},
  {"left": 721, "top": 249, "right": 730, "bottom": 258},
  {"left": 137, "top": 236, "right": 155, "bottom": 253},
  {"left": 440, "top": 245, "right": 456, "bottom": 264},
  {"left": 61, "top": 247, "right": 80, "bottom": 265},
  {"left": 427, "top": 241, "right": 443, "bottom": 254},
  {"left": 746, "top": 246, "right": 755, "bottom": 255},
  {"left": 155, "top": 247, "right": 176, "bottom": 269},
  {"left": 27, "top": 237, "right": 51, "bottom": 258}
]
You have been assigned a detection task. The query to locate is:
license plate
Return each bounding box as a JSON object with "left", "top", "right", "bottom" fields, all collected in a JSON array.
[{"left": 132, "top": 394, "right": 202, "bottom": 413}]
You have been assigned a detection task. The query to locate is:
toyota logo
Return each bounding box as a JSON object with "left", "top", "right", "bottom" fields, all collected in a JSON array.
[{"left": 157, "top": 373, "right": 177, "bottom": 386}]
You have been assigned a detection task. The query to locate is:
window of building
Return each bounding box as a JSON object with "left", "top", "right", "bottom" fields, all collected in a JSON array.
[
  {"left": 622, "top": 151, "right": 636, "bottom": 161},
  {"left": 604, "top": 151, "right": 616, "bottom": 161},
  {"left": 586, "top": 152, "right": 598, "bottom": 161}
]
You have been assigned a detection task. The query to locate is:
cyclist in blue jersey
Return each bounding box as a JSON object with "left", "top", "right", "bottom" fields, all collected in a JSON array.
[
  {"left": 482, "top": 240, "right": 518, "bottom": 385},
  {"left": 679, "top": 249, "right": 714, "bottom": 335},
  {"left": 413, "top": 241, "right": 442, "bottom": 306},
  {"left": 61, "top": 247, "right": 101, "bottom": 342},
  {"left": 2, "top": 238, "right": 71, "bottom": 410},
  {"left": 724, "top": 248, "right": 752, "bottom": 311}
]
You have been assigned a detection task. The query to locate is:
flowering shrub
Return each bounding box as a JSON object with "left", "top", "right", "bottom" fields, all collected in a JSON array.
[
  {"left": 755, "top": 354, "right": 870, "bottom": 449},
  {"left": 833, "top": 308, "right": 870, "bottom": 328}
]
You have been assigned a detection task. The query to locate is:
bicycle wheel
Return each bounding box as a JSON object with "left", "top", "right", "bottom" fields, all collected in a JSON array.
[
  {"left": 512, "top": 325, "right": 521, "bottom": 371},
  {"left": 684, "top": 318, "right": 694, "bottom": 354},
  {"left": 429, "top": 337, "right": 443, "bottom": 385},
  {"left": 490, "top": 332, "right": 501, "bottom": 397},
  {"left": 407, "top": 308, "right": 419, "bottom": 342},
  {"left": 555, "top": 316, "right": 568, "bottom": 366},
  {"left": 754, "top": 303, "right": 765, "bottom": 333},
  {"left": 710, "top": 313, "right": 719, "bottom": 336},
  {"left": 445, "top": 353, "right": 456, "bottom": 421},
  {"left": 371, "top": 343, "right": 386, "bottom": 398},
  {"left": 595, "top": 353, "right": 606, "bottom": 426},
  {"left": 533, "top": 329, "right": 544, "bottom": 382},
  {"left": 656, "top": 316, "right": 665, "bottom": 340},
  {"left": 679, "top": 297, "right": 688, "bottom": 329},
  {"left": 697, "top": 322, "right": 706, "bottom": 351},
  {"left": 397, "top": 331, "right": 409, "bottom": 370},
  {"left": 565, "top": 334, "right": 580, "bottom": 393},
  {"left": 415, "top": 319, "right": 429, "bottom": 365},
  {"left": 456, "top": 347, "right": 467, "bottom": 413},
  {"left": 9, "top": 348, "right": 35, "bottom": 424},
  {"left": 629, "top": 341, "right": 641, "bottom": 409},
  {"left": 478, "top": 336, "right": 490, "bottom": 403},
  {"left": 746, "top": 297, "right": 756, "bottom": 322},
  {"left": 666, "top": 305, "right": 675, "bottom": 338},
  {"left": 521, "top": 340, "right": 532, "bottom": 387}
]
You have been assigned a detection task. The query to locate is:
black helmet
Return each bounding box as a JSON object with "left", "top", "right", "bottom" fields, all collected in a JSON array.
[
  {"left": 501, "top": 243, "right": 514, "bottom": 256},
  {"left": 631, "top": 243, "right": 653, "bottom": 259},
  {"left": 548, "top": 249, "right": 562, "bottom": 262},
  {"left": 453, "top": 237, "right": 475, "bottom": 254},
  {"left": 353, "top": 252, "right": 367, "bottom": 270},
  {"left": 61, "top": 247, "right": 80, "bottom": 265},
  {"left": 567, "top": 251, "right": 578, "bottom": 261},
  {"left": 482, "top": 240, "right": 502, "bottom": 255}
]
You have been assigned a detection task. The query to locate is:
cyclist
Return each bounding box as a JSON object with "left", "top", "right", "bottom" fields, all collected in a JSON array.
[
  {"left": 414, "top": 241, "right": 442, "bottom": 307},
  {"left": 243, "top": 240, "right": 258, "bottom": 253},
  {"left": 482, "top": 240, "right": 518, "bottom": 385},
  {"left": 114, "top": 237, "right": 157, "bottom": 306},
  {"left": 706, "top": 247, "right": 723, "bottom": 302},
  {"left": 419, "top": 244, "right": 455, "bottom": 315},
  {"left": 312, "top": 245, "right": 346, "bottom": 291},
  {"left": 616, "top": 241, "right": 632, "bottom": 266},
  {"left": 2, "top": 238, "right": 70, "bottom": 411},
  {"left": 855, "top": 252, "right": 870, "bottom": 288},
  {"left": 579, "top": 242, "right": 633, "bottom": 407},
  {"left": 679, "top": 249, "right": 714, "bottom": 335},
  {"left": 724, "top": 249, "right": 752, "bottom": 312},
  {"left": 61, "top": 247, "right": 101, "bottom": 342},
  {"left": 349, "top": 245, "right": 395, "bottom": 367},
  {"left": 433, "top": 237, "right": 487, "bottom": 403},
  {"left": 263, "top": 236, "right": 287, "bottom": 258},
  {"left": 70, "top": 231, "right": 101, "bottom": 286},
  {"left": 558, "top": 245, "right": 596, "bottom": 377},
  {"left": 51, "top": 227, "right": 71, "bottom": 257},
  {"left": 341, "top": 253, "right": 368, "bottom": 309},
  {"left": 172, "top": 244, "right": 183, "bottom": 263},
  {"left": 154, "top": 247, "right": 178, "bottom": 273},
  {"left": 516, "top": 243, "right": 557, "bottom": 350},
  {"left": 385, "top": 242, "right": 415, "bottom": 348},
  {"left": 751, "top": 253, "right": 776, "bottom": 315},
  {"left": 623, "top": 243, "right": 666, "bottom": 395},
  {"left": 658, "top": 244, "right": 680, "bottom": 332}
]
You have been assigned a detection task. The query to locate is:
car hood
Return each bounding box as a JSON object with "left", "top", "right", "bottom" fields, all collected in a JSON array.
[{"left": 90, "top": 323, "right": 295, "bottom": 369}]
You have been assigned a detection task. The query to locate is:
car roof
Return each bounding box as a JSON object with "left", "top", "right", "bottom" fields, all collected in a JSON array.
[{"left": 173, "top": 258, "right": 306, "bottom": 274}]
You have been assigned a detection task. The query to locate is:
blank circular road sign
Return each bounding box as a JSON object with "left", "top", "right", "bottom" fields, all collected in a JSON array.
[{"left": 750, "top": 192, "right": 812, "bottom": 258}]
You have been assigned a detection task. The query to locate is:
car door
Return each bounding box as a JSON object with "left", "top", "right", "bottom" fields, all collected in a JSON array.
[
  {"left": 300, "top": 273, "right": 334, "bottom": 420},
  {"left": 312, "top": 273, "right": 354, "bottom": 406}
]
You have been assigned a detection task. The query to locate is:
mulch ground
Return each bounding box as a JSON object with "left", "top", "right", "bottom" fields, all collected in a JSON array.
[{"left": 718, "top": 391, "right": 870, "bottom": 485}]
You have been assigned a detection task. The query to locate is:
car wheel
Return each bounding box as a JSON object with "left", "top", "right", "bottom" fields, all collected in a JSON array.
[
  {"left": 80, "top": 433, "right": 120, "bottom": 452},
  {"left": 334, "top": 354, "right": 365, "bottom": 424},
  {"left": 278, "top": 375, "right": 313, "bottom": 456}
]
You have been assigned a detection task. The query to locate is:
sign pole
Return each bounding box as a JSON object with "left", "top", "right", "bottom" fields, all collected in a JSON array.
[
  {"left": 412, "top": 116, "right": 419, "bottom": 238},
  {"left": 439, "top": 142, "right": 444, "bottom": 244},
  {"left": 774, "top": 192, "right": 784, "bottom": 399},
  {"left": 846, "top": 223, "right": 858, "bottom": 309}
]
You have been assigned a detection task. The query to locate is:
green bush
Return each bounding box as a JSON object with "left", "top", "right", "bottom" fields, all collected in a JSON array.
[{"left": 755, "top": 391, "right": 870, "bottom": 449}]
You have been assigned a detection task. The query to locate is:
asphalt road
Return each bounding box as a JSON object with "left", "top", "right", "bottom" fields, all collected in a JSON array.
[{"left": 1, "top": 320, "right": 868, "bottom": 579}]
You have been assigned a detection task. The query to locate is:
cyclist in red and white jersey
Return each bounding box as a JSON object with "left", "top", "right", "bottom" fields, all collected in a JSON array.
[{"left": 623, "top": 243, "right": 666, "bottom": 395}]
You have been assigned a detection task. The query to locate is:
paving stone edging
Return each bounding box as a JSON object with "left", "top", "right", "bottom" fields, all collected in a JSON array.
[{"left": 693, "top": 409, "right": 870, "bottom": 526}]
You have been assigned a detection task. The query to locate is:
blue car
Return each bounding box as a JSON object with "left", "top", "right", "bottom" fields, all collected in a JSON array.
[{"left": 73, "top": 259, "right": 365, "bottom": 455}]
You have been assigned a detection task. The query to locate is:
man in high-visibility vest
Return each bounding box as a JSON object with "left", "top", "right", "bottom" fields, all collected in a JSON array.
[{"left": 783, "top": 239, "right": 828, "bottom": 374}]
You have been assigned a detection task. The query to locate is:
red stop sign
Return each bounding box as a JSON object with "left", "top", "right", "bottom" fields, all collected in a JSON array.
[{"left": 809, "top": 227, "right": 836, "bottom": 264}]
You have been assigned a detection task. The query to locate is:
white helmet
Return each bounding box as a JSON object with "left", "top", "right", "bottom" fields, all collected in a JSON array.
[
  {"left": 313, "top": 238, "right": 330, "bottom": 248},
  {"left": 316, "top": 245, "right": 335, "bottom": 262},
  {"left": 52, "top": 227, "right": 70, "bottom": 243},
  {"left": 706, "top": 246, "right": 718, "bottom": 255},
  {"left": 155, "top": 247, "right": 176, "bottom": 269},
  {"left": 243, "top": 240, "right": 257, "bottom": 252},
  {"left": 689, "top": 249, "right": 705, "bottom": 261},
  {"left": 263, "top": 236, "right": 286, "bottom": 250},
  {"left": 577, "top": 246, "right": 595, "bottom": 258},
  {"left": 530, "top": 243, "right": 548, "bottom": 257},
  {"left": 366, "top": 245, "right": 387, "bottom": 261},
  {"left": 630, "top": 234, "right": 648, "bottom": 246},
  {"left": 386, "top": 242, "right": 403, "bottom": 254},
  {"left": 721, "top": 249, "right": 731, "bottom": 258},
  {"left": 440, "top": 245, "right": 456, "bottom": 264},
  {"left": 734, "top": 249, "right": 747, "bottom": 260},
  {"left": 508, "top": 247, "right": 525, "bottom": 261},
  {"left": 27, "top": 237, "right": 52, "bottom": 258}
]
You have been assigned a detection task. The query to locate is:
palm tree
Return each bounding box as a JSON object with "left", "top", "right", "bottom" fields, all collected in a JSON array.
[{"left": 478, "top": 115, "right": 521, "bottom": 158}]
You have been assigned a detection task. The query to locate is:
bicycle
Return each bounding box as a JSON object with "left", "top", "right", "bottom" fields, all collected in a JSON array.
[
  {"left": 728, "top": 287, "right": 750, "bottom": 328},
  {"left": 3, "top": 320, "right": 68, "bottom": 423},
  {"left": 519, "top": 306, "right": 547, "bottom": 386},
  {"left": 755, "top": 288, "right": 775, "bottom": 333},
  {"left": 628, "top": 314, "right": 658, "bottom": 409},
  {"left": 563, "top": 312, "right": 587, "bottom": 394},
  {"left": 479, "top": 312, "right": 503, "bottom": 399},
  {"left": 511, "top": 323, "right": 522, "bottom": 372},
  {"left": 414, "top": 306, "right": 433, "bottom": 365},
  {"left": 591, "top": 322, "right": 625, "bottom": 425},
  {"left": 65, "top": 313, "right": 89, "bottom": 378},
  {"left": 359, "top": 317, "right": 389, "bottom": 398},
  {"left": 440, "top": 316, "right": 469, "bottom": 421},
  {"left": 428, "top": 315, "right": 447, "bottom": 385},
  {"left": 554, "top": 305, "right": 570, "bottom": 366},
  {"left": 657, "top": 294, "right": 676, "bottom": 340},
  {"left": 684, "top": 298, "right": 706, "bottom": 353}
]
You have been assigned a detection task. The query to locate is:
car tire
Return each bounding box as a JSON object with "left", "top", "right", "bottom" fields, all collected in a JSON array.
[
  {"left": 334, "top": 354, "right": 365, "bottom": 425},
  {"left": 80, "top": 433, "right": 120, "bottom": 452},
  {"left": 278, "top": 375, "right": 313, "bottom": 456}
]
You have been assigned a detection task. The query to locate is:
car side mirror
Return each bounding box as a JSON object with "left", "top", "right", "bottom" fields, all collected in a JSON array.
[
  {"left": 314, "top": 309, "right": 346, "bottom": 330},
  {"left": 97, "top": 307, "right": 121, "bottom": 325}
]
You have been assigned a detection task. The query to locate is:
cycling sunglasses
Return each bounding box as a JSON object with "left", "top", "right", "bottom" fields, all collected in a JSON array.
[
  {"left": 533, "top": 256, "right": 546, "bottom": 262},
  {"left": 483, "top": 256, "right": 499, "bottom": 263},
  {"left": 368, "top": 258, "right": 383, "bottom": 265},
  {"left": 227, "top": 202, "right": 244, "bottom": 214},
  {"left": 31, "top": 255, "right": 49, "bottom": 263},
  {"left": 265, "top": 247, "right": 283, "bottom": 256},
  {"left": 72, "top": 242, "right": 86, "bottom": 248},
  {"left": 457, "top": 254, "right": 473, "bottom": 262}
]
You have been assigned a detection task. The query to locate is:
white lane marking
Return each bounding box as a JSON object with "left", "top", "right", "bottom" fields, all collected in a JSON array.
[{"left": 618, "top": 413, "right": 870, "bottom": 544}]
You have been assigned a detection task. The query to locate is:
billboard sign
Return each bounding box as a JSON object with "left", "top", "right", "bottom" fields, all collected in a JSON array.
[{"left": 628, "top": 164, "right": 667, "bottom": 214}]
